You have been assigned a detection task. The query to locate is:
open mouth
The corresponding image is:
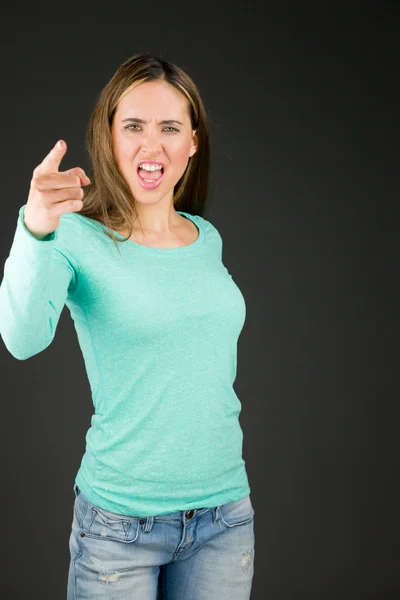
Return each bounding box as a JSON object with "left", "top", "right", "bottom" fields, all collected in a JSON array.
[{"left": 136, "top": 165, "right": 165, "bottom": 190}]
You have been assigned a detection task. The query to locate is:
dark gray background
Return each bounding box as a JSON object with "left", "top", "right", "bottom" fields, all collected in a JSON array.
[{"left": 0, "top": 1, "right": 399, "bottom": 598}]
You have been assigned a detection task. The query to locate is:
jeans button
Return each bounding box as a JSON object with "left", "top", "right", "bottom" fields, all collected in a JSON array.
[{"left": 185, "top": 510, "right": 195, "bottom": 519}]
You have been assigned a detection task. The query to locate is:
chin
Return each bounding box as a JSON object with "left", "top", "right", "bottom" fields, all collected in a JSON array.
[{"left": 131, "top": 188, "right": 175, "bottom": 205}]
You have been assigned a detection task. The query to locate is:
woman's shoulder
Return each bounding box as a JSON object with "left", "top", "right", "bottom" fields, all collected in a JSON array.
[
  {"left": 192, "top": 213, "right": 223, "bottom": 259},
  {"left": 196, "top": 214, "right": 222, "bottom": 241}
]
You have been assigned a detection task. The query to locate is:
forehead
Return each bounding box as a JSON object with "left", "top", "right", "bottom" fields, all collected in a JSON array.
[{"left": 116, "top": 80, "right": 189, "bottom": 119}]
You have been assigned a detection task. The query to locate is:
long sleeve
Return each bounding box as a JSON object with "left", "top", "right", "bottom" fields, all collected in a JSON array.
[{"left": 0, "top": 204, "right": 84, "bottom": 360}]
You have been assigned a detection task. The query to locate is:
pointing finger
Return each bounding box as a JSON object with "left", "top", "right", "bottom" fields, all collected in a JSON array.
[{"left": 34, "top": 140, "right": 67, "bottom": 176}]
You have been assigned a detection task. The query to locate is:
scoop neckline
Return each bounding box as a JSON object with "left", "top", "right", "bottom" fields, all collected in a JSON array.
[{"left": 94, "top": 210, "right": 205, "bottom": 254}]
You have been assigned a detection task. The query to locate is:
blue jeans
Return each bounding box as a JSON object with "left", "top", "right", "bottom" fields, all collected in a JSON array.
[{"left": 67, "top": 483, "right": 255, "bottom": 599}]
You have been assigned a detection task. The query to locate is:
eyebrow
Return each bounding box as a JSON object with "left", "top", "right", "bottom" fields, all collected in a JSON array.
[{"left": 121, "top": 118, "right": 184, "bottom": 126}]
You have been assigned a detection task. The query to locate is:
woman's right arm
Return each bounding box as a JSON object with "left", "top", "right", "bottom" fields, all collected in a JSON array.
[
  {"left": 0, "top": 140, "right": 89, "bottom": 360},
  {"left": 0, "top": 204, "right": 85, "bottom": 360}
]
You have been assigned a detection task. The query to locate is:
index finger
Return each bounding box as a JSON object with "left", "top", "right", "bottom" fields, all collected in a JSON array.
[{"left": 34, "top": 140, "right": 67, "bottom": 176}]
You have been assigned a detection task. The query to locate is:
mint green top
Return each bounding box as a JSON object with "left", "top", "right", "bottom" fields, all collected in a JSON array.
[{"left": 0, "top": 204, "right": 250, "bottom": 516}]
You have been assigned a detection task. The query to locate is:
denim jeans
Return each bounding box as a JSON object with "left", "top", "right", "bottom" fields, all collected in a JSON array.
[{"left": 67, "top": 482, "right": 255, "bottom": 599}]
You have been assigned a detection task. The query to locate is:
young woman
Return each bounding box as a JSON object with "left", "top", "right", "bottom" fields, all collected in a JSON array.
[{"left": 0, "top": 52, "right": 255, "bottom": 599}]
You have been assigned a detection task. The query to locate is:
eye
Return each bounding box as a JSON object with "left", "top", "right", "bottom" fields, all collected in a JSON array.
[{"left": 124, "top": 125, "right": 180, "bottom": 133}]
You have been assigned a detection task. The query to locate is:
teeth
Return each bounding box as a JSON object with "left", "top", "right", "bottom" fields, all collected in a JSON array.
[{"left": 139, "top": 163, "right": 163, "bottom": 171}]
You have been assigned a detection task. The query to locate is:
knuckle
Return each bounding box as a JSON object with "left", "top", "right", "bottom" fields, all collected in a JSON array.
[
  {"left": 31, "top": 172, "right": 42, "bottom": 186},
  {"left": 72, "top": 187, "right": 83, "bottom": 199},
  {"left": 69, "top": 188, "right": 82, "bottom": 200}
]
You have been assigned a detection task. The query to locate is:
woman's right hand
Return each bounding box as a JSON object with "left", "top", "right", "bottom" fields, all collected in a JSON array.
[{"left": 23, "top": 139, "right": 91, "bottom": 239}]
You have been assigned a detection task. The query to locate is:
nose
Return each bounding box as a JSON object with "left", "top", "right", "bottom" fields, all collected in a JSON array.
[{"left": 140, "top": 127, "right": 164, "bottom": 154}]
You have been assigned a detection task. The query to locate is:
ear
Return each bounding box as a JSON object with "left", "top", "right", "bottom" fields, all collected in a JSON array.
[{"left": 189, "top": 129, "right": 198, "bottom": 158}]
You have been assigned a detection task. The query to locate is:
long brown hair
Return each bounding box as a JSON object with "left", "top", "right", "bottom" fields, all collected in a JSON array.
[{"left": 79, "top": 52, "right": 211, "bottom": 254}]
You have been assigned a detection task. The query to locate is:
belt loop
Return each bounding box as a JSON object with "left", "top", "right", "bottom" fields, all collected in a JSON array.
[{"left": 143, "top": 516, "right": 154, "bottom": 532}]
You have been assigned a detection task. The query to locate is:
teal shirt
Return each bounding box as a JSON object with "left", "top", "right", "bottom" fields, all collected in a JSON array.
[{"left": 0, "top": 204, "right": 250, "bottom": 516}]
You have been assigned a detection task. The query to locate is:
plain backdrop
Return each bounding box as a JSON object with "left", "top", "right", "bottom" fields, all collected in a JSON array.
[{"left": 0, "top": 1, "right": 399, "bottom": 599}]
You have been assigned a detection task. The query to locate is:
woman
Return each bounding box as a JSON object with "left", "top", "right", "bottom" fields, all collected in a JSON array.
[{"left": 0, "top": 52, "right": 255, "bottom": 599}]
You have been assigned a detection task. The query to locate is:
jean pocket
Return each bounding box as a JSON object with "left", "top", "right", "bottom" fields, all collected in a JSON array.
[
  {"left": 219, "top": 494, "right": 255, "bottom": 529},
  {"left": 80, "top": 500, "right": 141, "bottom": 544}
]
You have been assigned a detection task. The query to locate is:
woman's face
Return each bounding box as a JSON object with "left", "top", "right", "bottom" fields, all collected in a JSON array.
[{"left": 111, "top": 80, "right": 197, "bottom": 207}]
